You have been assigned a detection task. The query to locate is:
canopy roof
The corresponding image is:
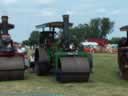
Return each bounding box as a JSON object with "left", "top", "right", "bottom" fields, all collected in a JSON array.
[
  {"left": 120, "top": 25, "right": 128, "bottom": 31},
  {"left": 36, "top": 21, "right": 73, "bottom": 29},
  {"left": 87, "top": 38, "right": 109, "bottom": 47},
  {"left": 81, "top": 42, "right": 98, "bottom": 46}
]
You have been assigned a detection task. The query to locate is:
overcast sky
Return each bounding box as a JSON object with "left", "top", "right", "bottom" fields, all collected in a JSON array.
[{"left": 0, "top": 0, "right": 127, "bottom": 42}]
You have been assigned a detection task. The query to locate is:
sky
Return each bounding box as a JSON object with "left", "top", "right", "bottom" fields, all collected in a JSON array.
[{"left": 0, "top": 0, "right": 127, "bottom": 42}]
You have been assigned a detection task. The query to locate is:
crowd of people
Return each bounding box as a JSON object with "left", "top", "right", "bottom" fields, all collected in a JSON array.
[{"left": 15, "top": 43, "right": 35, "bottom": 72}]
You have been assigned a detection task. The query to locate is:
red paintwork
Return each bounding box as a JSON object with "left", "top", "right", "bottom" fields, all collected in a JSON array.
[
  {"left": 0, "top": 51, "right": 24, "bottom": 57},
  {"left": 87, "top": 38, "right": 108, "bottom": 47},
  {"left": 83, "top": 48, "right": 96, "bottom": 53}
]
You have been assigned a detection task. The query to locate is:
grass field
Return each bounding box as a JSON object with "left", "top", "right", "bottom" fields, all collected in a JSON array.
[{"left": 0, "top": 53, "right": 128, "bottom": 96}]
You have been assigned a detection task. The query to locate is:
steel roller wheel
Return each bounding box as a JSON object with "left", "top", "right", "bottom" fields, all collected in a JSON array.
[
  {"left": 34, "top": 48, "right": 50, "bottom": 75},
  {"left": 56, "top": 57, "right": 91, "bottom": 82},
  {"left": 0, "top": 56, "right": 24, "bottom": 81}
]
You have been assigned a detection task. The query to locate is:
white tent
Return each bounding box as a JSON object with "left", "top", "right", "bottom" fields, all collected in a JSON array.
[{"left": 81, "top": 42, "right": 98, "bottom": 46}]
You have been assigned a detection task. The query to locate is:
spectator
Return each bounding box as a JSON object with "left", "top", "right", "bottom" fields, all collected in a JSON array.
[
  {"left": 28, "top": 46, "right": 35, "bottom": 72},
  {"left": 17, "top": 44, "right": 29, "bottom": 69},
  {"left": 17, "top": 44, "right": 27, "bottom": 54}
]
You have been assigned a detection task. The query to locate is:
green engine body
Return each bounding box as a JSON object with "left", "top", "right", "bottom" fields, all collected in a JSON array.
[{"left": 34, "top": 15, "right": 93, "bottom": 82}]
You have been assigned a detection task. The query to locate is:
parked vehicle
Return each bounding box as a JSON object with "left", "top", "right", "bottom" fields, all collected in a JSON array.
[{"left": 81, "top": 42, "right": 98, "bottom": 53}]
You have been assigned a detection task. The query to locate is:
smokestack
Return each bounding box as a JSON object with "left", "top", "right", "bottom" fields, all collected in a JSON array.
[
  {"left": 2, "top": 16, "right": 8, "bottom": 23},
  {"left": 63, "top": 14, "right": 70, "bottom": 44},
  {"left": 1, "top": 16, "right": 9, "bottom": 34}
]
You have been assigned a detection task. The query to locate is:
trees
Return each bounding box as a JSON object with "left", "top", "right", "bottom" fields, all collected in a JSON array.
[
  {"left": 70, "top": 17, "right": 114, "bottom": 43},
  {"left": 22, "top": 40, "right": 30, "bottom": 45},
  {"left": 22, "top": 31, "right": 40, "bottom": 46},
  {"left": 109, "top": 37, "right": 121, "bottom": 44},
  {"left": 100, "top": 18, "right": 114, "bottom": 38},
  {"left": 88, "top": 17, "right": 114, "bottom": 38},
  {"left": 28, "top": 31, "right": 40, "bottom": 45},
  {"left": 22, "top": 17, "right": 114, "bottom": 46},
  {"left": 70, "top": 24, "right": 89, "bottom": 43}
]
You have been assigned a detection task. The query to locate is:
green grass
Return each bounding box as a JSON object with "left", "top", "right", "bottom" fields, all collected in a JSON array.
[{"left": 1, "top": 53, "right": 128, "bottom": 96}]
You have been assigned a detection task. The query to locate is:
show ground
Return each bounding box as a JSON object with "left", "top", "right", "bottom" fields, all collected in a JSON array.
[{"left": 0, "top": 53, "right": 128, "bottom": 96}]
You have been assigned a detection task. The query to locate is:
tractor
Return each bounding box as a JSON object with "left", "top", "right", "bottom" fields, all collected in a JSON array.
[
  {"left": 118, "top": 25, "right": 128, "bottom": 80},
  {"left": 34, "top": 15, "right": 93, "bottom": 82},
  {"left": 0, "top": 16, "right": 24, "bottom": 81}
]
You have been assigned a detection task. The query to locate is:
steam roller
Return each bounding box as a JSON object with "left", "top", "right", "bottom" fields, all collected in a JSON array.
[
  {"left": 0, "top": 16, "right": 24, "bottom": 81},
  {"left": 59, "top": 57, "right": 89, "bottom": 81},
  {"left": 55, "top": 53, "right": 91, "bottom": 82},
  {"left": 35, "top": 15, "right": 93, "bottom": 82},
  {"left": 118, "top": 25, "right": 128, "bottom": 80}
]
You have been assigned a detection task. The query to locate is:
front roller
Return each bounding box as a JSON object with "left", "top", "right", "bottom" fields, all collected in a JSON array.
[
  {"left": 34, "top": 48, "right": 50, "bottom": 75},
  {"left": 56, "top": 57, "right": 91, "bottom": 82},
  {"left": 0, "top": 56, "right": 24, "bottom": 81},
  {"left": 118, "top": 47, "right": 128, "bottom": 80}
]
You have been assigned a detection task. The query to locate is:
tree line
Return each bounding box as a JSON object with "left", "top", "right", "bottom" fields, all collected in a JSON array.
[{"left": 22, "top": 17, "right": 120, "bottom": 45}]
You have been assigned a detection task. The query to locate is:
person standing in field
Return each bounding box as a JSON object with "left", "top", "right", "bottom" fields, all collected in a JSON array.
[{"left": 28, "top": 46, "right": 35, "bottom": 72}]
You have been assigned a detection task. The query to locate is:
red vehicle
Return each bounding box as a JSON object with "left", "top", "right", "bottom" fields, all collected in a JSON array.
[
  {"left": 81, "top": 42, "right": 98, "bottom": 53},
  {"left": 0, "top": 16, "right": 24, "bottom": 81},
  {"left": 83, "top": 45, "right": 97, "bottom": 53}
]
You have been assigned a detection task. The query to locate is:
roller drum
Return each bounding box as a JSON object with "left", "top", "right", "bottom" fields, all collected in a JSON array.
[
  {"left": 0, "top": 56, "right": 24, "bottom": 81},
  {"left": 56, "top": 57, "right": 91, "bottom": 82},
  {"left": 34, "top": 48, "right": 50, "bottom": 75}
]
